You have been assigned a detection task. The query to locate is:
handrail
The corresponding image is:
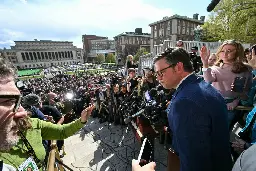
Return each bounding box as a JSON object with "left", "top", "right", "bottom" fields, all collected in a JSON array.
[
  {"left": 47, "top": 140, "right": 65, "bottom": 171},
  {"left": 235, "top": 105, "right": 254, "bottom": 111}
]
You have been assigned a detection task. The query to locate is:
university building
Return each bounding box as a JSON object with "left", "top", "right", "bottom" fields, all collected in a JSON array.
[
  {"left": 87, "top": 38, "right": 115, "bottom": 62},
  {"left": 114, "top": 28, "right": 150, "bottom": 63},
  {"left": 2, "top": 39, "right": 83, "bottom": 69},
  {"left": 149, "top": 13, "right": 205, "bottom": 51}
]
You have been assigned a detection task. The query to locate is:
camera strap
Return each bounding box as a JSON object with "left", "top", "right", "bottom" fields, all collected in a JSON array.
[{"left": 18, "top": 131, "right": 44, "bottom": 169}]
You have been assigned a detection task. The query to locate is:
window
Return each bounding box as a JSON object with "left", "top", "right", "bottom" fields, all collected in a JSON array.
[
  {"left": 178, "top": 26, "right": 181, "bottom": 34},
  {"left": 182, "top": 27, "right": 185, "bottom": 34},
  {"left": 166, "top": 21, "right": 171, "bottom": 35},
  {"left": 190, "top": 28, "right": 194, "bottom": 35}
]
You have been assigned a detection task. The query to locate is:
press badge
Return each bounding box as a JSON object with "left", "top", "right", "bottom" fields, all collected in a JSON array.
[{"left": 18, "top": 157, "right": 39, "bottom": 171}]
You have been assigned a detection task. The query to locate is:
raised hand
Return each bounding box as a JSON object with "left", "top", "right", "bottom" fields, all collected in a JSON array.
[
  {"left": 248, "top": 48, "right": 256, "bottom": 69},
  {"left": 80, "top": 104, "right": 95, "bottom": 123},
  {"left": 200, "top": 46, "right": 210, "bottom": 67}
]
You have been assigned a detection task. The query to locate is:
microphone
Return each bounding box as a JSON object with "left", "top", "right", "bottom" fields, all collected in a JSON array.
[
  {"left": 207, "top": 0, "right": 221, "bottom": 12},
  {"left": 149, "top": 88, "right": 158, "bottom": 99},
  {"left": 124, "top": 109, "right": 145, "bottom": 124}
]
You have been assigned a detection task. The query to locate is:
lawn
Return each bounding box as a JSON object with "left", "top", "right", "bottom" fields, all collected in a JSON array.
[{"left": 18, "top": 69, "right": 42, "bottom": 77}]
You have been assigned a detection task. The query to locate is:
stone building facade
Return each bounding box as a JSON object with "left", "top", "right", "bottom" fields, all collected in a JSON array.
[{"left": 2, "top": 39, "right": 83, "bottom": 69}]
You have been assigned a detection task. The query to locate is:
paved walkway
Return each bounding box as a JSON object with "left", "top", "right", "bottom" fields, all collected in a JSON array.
[{"left": 62, "top": 118, "right": 168, "bottom": 171}]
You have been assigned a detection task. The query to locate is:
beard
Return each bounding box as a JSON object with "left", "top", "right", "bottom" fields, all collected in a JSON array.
[{"left": 0, "top": 118, "right": 19, "bottom": 152}]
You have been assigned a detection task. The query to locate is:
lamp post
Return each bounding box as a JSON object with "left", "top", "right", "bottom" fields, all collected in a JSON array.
[{"left": 194, "top": 25, "right": 203, "bottom": 41}]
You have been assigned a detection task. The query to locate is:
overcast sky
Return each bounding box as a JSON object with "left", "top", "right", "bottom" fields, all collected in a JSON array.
[{"left": 0, "top": 0, "right": 210, "bottom": 48}]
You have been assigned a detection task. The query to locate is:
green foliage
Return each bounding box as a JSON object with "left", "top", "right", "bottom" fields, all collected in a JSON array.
[
  {"left": 96, "top": 54, "right": 105, "bottom": 64},
  {"left": 202, "top": 0, "right": 256, "bottom": 44},
  {"left": 105, "top": 53, "right": 116, "bottom": 63},
  {"left": 134, "top": 48, "right": 149, "bottom": 62}
]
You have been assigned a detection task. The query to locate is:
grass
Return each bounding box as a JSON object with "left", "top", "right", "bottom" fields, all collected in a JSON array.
[
  {"left": 17, "top": 68, "right": 116, "bottom": 80},
  {"left": 18, "top": 69, "right": 42, "bottom": 77}
]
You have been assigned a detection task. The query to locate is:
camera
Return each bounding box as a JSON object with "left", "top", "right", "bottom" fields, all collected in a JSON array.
[
  {"left": 142, "top": 88, "right": 169, "bottom": 125},
  {"left": 189, "top": 52, "right": 202, "bottom": 73}
]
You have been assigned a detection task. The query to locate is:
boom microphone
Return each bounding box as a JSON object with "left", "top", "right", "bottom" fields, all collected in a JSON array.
[
  {"left": 124, "top": 109, "right": 145, "bottom": 124},
  {"left": 207, "top": 0, "right": 221, "bottom": 12}
]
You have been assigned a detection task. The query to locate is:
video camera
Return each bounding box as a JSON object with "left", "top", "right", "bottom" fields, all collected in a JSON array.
[
  {"left": 189, "top": 46, "right": 202, "bottom": 73},
  {"left": 142, "top": 88, "right": 169, "bottom": 125},
  {"left": 123, "top": 86, "right": 169, "bottom": 126}
]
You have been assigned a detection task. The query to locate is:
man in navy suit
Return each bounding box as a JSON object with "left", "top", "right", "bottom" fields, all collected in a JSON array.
[{"left": 153, "top": 48, "right": 233, "bottom": 171}]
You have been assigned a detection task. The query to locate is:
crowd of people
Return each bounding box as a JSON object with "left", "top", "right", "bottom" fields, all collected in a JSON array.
[{"left": 0, "top": 40, "right": 256, "bottom": 171}]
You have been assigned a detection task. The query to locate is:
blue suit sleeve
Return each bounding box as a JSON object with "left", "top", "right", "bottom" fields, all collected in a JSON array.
[{"left": 171, "top": 98, "right": 212, "bottom": 171}]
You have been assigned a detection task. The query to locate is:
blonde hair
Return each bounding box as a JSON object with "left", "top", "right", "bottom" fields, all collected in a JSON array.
[
  {"left": 127, "top": 55, "right": 133, "bottom": 60},
  {"left": 215, "top": 40, "right": 250, "bottom": 73}
]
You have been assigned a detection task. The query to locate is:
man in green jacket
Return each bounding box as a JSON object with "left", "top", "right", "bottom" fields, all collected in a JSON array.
[{"left": 0, "top": 57, "right": 94, "bottom": 170}]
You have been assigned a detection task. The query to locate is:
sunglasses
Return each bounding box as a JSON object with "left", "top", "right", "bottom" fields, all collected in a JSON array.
[{"left": 0, "top": 94, "right": 21, "bottom": 112}]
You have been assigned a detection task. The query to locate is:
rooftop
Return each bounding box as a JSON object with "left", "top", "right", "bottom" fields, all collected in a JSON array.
[
  {"left": 14, "top": 40, "right": 73, "bottom": 43},
  {"left": 114, "top": 32, "right": 151, "bottom": 38},
  {"left": 149, "top": 14, "right": 204, "bottom": 26}
]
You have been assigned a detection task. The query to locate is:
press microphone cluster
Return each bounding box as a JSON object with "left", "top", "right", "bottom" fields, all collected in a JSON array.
[
  {"left": 124, "top": 109, "right": 145, "bottom": 124},
  {"left": 207, "top": 0, "right": 221, "bottom": 12}
]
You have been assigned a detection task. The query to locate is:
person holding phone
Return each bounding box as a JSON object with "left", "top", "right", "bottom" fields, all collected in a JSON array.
[
  {"left": 200, "top": 40, "right": 253, "bottom": 130},
  {"left": 132, "top": 160, "right": 156, "bottom": 171}
]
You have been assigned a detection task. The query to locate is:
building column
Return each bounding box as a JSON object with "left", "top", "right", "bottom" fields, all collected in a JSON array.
[
  {"left": 44, "top": 52, "right": 48, "bottom": 60},
  {"left": 37, "top": 52, "right": 40, "bottom": 61},
  {"left": 70, "top": 51, "right": 73, "bottom": 59},
  {"left": 29, "top": 52, "right": 33, "bottom": 61},
  {"left": 67, "top": 51, "right": 70, "bottom": 58},
  {"left": 51, "top": 52, "right": 53, "bottom": 60},
  {"left": 33, "top": 52, "right": 37, "bottom": 62},
  {"left": 40, "top": 52, "right": 44, "bottom": 61},
  {"left": 21, "top": 52, "right": 26, "bottom": 62},
  {"left": 55, "top": 52, "right": 58, "bottom": 60}
]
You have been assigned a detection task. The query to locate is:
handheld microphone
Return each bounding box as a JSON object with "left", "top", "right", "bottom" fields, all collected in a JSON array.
[
  {"left": 124, "top": 109, "right": 145, "bottom": 124},
  {"left": 207, "top": 0, "right": 221, "bottom": 12}
]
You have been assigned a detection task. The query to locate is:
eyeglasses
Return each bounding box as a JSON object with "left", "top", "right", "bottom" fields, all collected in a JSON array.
[
  {"left": 0, "top": 94, "right": 21, "bottom": 112},
  {"left": 155, "top": 64, "right": 175, "bottom": 77}
]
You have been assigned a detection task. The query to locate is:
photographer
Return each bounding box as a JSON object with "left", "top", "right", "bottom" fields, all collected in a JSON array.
[
  {"left": 140, "top": 67, "right": 158, "bottom": 94},
  {"left": 127, "top": 68, "right": 138, "bottom": 93},
  {"left": 189, "top": 46, "right": 202, "bottom": 74}
]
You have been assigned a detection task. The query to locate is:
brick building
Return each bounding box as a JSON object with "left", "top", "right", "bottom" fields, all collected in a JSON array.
[
  {"left": 149, "top": 14, "right": 205, "bottom": 51},
  {"left": 82, "top": 34, "right": 108, "bottom": 62},
  {"left": 114, "top": 28, "right": 150, "bottom": 64}
]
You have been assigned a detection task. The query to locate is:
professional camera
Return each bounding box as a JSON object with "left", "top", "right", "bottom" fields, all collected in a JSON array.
[
  {"left": 60, "top": 92, "right": 85, "bottom": 122},
  {"left": 118, "top": 90, "right": 143, "bottom": 124},
  {"left": 142, "top": 88, "right": 169, "bottom": 125},
  {"left": 189, "top": 52, "right": 202, "bottom": 73},
  {"left": 189, "top": 46, "right": 202, "bottom": 73},
  {"left": 123, "top": 86, "right": 170, "bottom": 126}
]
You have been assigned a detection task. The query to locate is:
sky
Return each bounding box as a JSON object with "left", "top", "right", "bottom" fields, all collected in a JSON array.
[{"left": 0, "top": 0, "right": 211, "bottom": 49}]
